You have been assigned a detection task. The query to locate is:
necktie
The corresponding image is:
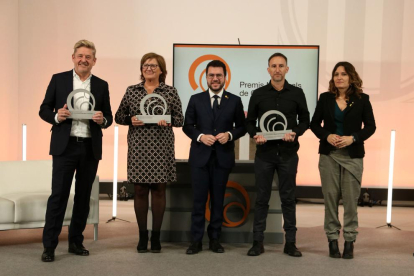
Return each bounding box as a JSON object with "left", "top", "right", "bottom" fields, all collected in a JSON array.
[{"left": 212, "top": 95, "right": 219, "bottom": 117}]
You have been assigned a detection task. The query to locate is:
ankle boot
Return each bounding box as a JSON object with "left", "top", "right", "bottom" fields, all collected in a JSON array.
[
  {"left": 137, "top": 230, "right": 148, "bottom": 253},
  {"left": 283, "top": 242, "right": 302, "bottom": 257},
  {"left": 343, "top": 241, "right": 354, "bottom": 259},
  {"left": 247, "top": 241, "right": 264, "bottom": 256},
  {"left": 150, "top": 231, "right": 161, "bottom": 253},
  {"left": 328, "top": 239, "right": 341, "bottom": 258}
]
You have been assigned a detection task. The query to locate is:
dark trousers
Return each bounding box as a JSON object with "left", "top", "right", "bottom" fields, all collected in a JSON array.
[
  {"left": 253, "top": 154, "right": 298, "bottom": 243},
  {"left": 43, "top": 139, "right": 99, "bottom": 249},
  {"left": 190, "top": 151, "right": 231, "bottom": 242}
]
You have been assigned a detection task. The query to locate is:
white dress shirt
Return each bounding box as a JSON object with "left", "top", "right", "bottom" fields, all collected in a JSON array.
[
  {"left": 197, "top": 88, "right": 233, "bottom": 142},
  {"left": 209, "top": 88, "right": 224, "bottom": 108}
]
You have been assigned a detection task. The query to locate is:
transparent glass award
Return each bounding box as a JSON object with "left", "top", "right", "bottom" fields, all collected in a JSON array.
[
  {"left": 136, "top": 94, "right": 171, "bottom": 124},
  {"left": 256, "top": 110, "right": 292, "bottom": 140},
  {"left": 66, "top": 89, "right": 96, "bottom": 119}
]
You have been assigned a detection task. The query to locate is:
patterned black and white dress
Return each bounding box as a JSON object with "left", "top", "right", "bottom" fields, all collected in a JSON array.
[{"left": 115, "top": 82, "right": 184, "bottom": 184}]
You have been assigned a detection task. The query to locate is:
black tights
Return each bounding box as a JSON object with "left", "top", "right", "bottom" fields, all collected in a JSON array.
[{"left": 134, "top": 183, "right": 166, "bottom": 231}]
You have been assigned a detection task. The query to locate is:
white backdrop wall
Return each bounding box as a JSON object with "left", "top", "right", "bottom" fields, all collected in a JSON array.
[{"left": 1, "top": 0, "right": 413, "bottom": 188}]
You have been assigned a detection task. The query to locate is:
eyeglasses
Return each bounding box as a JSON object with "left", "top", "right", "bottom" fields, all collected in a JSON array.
[
  {"left": 207, "top": 74, "right": 224, "bottom": 79},
  {"left": 142, "top": 64, "right": 159, "bottom": 70}
]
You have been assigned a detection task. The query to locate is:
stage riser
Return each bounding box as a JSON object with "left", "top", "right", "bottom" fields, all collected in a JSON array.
[{"left": 148, "top": 161, "right": 283, "bottom": 244}]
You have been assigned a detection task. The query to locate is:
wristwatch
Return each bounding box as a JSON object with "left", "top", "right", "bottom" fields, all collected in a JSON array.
[
  {"left": 100, "top": 117, "right": 107, "bottom": 127},
  {"left": 352, "top": 135, "right": 356, "bottom": 143}
]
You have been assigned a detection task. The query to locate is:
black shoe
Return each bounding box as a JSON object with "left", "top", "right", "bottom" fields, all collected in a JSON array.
[
  {"left": 328, "top": 239, "right": 341, "bottom": 258},
  {"left": 150, "top": 231, "right": 161, "bottom": 253},
  {"left": 247, "top": 241, "right": 264, "bottom": 256},
  {"left": 343, "top": 241, "right": 354, "bottom": 259},
  {"left": 41, "top": 248, "right": 55, "bottom": 262},
  {"left": 68, "top": 243, "right": 89, "bottom": 256},
  {"left": 137, "top": 230, "right": 149, "bottom": 253},
  {"left": 186, "top": 241, "right": 202, "bottom": 254},
  {"left": 284, "top": 242, "right": 302, "bottom": 257},
  {"left": 209, "top": 239, "right": 224, "bottom": 253}
]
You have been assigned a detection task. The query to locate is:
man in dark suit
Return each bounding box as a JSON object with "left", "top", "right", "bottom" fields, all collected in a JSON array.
[
  {"left": 39, "top": 40, "right": 112, "bottom": 262},
  {"left": 183, "top": 60, "right": 246, "bottom": 254}
]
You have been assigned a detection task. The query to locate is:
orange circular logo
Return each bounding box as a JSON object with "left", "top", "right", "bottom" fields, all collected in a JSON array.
[
  {"left": 205, "top": 181, "right": 251, "bottom": 228},
  {"left": 188, "top": 55, "right": 232, "bottom": 91}
]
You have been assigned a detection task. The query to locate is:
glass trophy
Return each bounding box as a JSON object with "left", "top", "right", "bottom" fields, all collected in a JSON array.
[
  {"left": 136, "top": 94, "right": 171, "bottom": 124},
  {"left": 66, "top": 89, "right": 96, "bottom": 119},
  {"left": 256, "top": 110, "right": 292, "bottom": 140}
]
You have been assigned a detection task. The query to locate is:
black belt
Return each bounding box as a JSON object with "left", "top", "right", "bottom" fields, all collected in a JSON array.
[{"left": 70, "top": 136, "right": 91, "bottom": 142}]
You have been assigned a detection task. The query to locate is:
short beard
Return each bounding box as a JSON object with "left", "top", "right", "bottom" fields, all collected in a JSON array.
[
  {"left": 272, "top": 76, "right": 283, "bottom": 82},
  {"left": 208, "top": 84, "right": 224, "bottom": 93}
]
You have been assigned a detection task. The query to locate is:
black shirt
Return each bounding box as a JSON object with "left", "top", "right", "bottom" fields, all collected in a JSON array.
[{"left": 246, "top": 80, "right": 310, "bottom": 160}]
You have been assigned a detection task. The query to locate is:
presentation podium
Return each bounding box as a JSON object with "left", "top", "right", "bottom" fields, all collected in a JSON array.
[{"left": 149, "top": 160, "right": 283, "bottom": 244}]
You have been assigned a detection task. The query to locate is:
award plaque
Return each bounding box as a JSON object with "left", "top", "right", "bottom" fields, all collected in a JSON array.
[
  {"left": 67, "top": 89, "right": 96, "bottom": 119},
  {"left": 256, "top": 110, "right": 292, "bottom": 140},
  {"left": 136, "top": 94, "right": 171, "bottom": 124}
]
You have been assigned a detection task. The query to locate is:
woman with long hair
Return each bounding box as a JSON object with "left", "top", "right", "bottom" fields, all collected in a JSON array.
[{"left": 310, "top": 61, "right": 376, "bottom": 259}]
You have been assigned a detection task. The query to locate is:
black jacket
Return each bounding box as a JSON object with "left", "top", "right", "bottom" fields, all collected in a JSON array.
[
  {"left": 310, "top": 91, "right": 376, "bottom": 158},
  {"left": 183, "top": 90, "right": 246, "bottom": 169},
  {"left": 39, "top": 70, "right": 113, "bottom": 160}
]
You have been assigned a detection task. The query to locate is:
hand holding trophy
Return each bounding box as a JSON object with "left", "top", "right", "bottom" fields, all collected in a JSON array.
[
  {"left": 66, "top": 89, "right": 96, "bottom": 119},
  {"left": 256, "top": 110, "right": 292, "bottom": 140},
  {"left": 136, "top": 94, "right": 171, "bottom": 124}
]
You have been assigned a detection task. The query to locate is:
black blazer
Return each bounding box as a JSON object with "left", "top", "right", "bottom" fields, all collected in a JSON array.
[
  {"left": 183, "top": 90, "right": 247, "bottom": 168},
  {"left": 310, "top": 92, "right": 376, "bottom": 158},
  {"left": 39, "top": 70, "right": 113, "bottom": 160}
]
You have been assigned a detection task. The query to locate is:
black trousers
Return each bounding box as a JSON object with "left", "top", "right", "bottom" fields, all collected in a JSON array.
[
  {"left": 253, "top": 154, "right": 298, "bottom": 243},
  {"left": 190, "top": 151, "right": 231, "bottom": 242},
  {"left": 43, "top": 139, "right": 99, "bottom": 249}
]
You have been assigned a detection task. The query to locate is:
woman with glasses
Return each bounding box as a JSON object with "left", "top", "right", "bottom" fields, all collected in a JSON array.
[
  {"left": 115, "top": 53, "right": 184, "bottom": 253},
  {"left": 310, "top": 61, "right": 376, "bottom": 259}
]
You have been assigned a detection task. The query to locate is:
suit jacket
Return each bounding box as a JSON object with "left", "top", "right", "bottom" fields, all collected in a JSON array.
[
  {"left": 39, "top": 70, "right": 113, "bottom": 160},
  {"left": 310, "top": 91, "right": 376, "bottom": 158},
  {"left": 183, "top": 90, "right": 247, "bottom": 168}
]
